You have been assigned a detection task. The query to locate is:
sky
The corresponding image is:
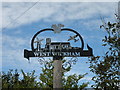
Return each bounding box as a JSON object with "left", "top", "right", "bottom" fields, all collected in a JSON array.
[{"left": 1, "top": 0, "right": 119, "bottom": 87}]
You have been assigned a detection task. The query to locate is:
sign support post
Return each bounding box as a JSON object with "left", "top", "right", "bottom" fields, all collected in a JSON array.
[{"left": 53, "top": 57, "right": 63, "bottom": 89}]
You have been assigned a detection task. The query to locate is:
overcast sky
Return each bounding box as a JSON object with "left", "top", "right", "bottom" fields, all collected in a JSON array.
[{"left": 1, "top": 1, "right": 119, "bottom": 87}]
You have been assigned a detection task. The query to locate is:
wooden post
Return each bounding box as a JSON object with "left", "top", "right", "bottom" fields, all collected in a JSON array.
[{"left": 53, "top": 57, "right": 62, "bottom": 89}]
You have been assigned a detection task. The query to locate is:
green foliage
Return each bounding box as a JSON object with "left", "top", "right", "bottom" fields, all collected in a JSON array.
[
  {"left": 39, "top": 59, "right": 89, "bottom": 89},
  {"left": 39, "top": 61, "right": 53, "bottom": 88},
  {"left": 2, "top": 69, "right": 39, "bottom": 88},
  {"left": 63, "top": 73, "right": 89, "bottom": 89},
  {"left": 89, "top": 15, "right": 120, "bottom": 89},
  {"left": 20, "top": 70, "right": 39, "bottom": 88},
  {"left": 2, "top": 59, "right": 89, "bottom": 89}
]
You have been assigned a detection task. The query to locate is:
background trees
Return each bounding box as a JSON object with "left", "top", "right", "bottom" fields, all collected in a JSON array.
[
  {"left": 2, "top": 69, "right": 39, "bottom": 88},
  {"left": 89, "top": 15, "right": 120, "bottom": 89},
  {"left": 1, "top": 59, "right": 88, "bottom": 89}
]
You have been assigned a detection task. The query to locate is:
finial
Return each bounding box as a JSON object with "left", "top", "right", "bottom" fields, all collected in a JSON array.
[{"left": 51, "top": 24, "right": 64, "bottom": 33}]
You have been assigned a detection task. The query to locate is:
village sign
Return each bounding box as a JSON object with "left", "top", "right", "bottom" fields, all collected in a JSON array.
[{"left": 24, "top": 24, "right": 93, "bottom": 60}]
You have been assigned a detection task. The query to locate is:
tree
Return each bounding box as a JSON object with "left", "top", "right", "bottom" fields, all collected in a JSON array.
[
  {"left": 2, "top": 59, "right": 89, "bottom": 89},
  {"left": 2, "top": 69, "right": 39, "bottom": 88},
  {"left": 89, "top": 15, "right": 120, "bottom": 89}
]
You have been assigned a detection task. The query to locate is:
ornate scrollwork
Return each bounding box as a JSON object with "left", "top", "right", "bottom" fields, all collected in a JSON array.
[
  {"left": 70, "top": 57, "right": 78, "bottom": 65},
  {"left": 44, "top": 61, "right": 53, "bottom": 70},
  {"left": 38, "top": 57, "right": 53, "bottom": 69},
  {"left": 38, "top": 57, "right": 46, "bottom": 65},
  {"left": 62, "top": 57, "right": 78, "bottom": 70}
]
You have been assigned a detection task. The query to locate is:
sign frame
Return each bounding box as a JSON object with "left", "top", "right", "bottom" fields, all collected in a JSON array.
[{"left": 24, "top": 28, "right": 93, "bottom": 60}]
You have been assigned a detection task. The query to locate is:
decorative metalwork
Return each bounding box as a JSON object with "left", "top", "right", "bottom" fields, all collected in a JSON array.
[
  {"left": 44, "top": 61, "right": 53, "bottom": 70},
  {"left": 68, "top": 35, "right": 79, "bottom": 42},
  {"left": 38, "top": 57, "right": 46, "bottom": 65},
  {"left": 52, "top": 24, "right": 64, "bottom": 33},
  {"left": 34, "top": 37, "right": 44, "bottom": 51},
  {"left": 38, "top": 57, "right": 53, "bottom": 69},
  {"left": 62, "top": 57, "right": 78, "bottom": 70},
  {"left": 24, "top": 24, "right": 93, "bottom": 60},
  {"left": 70, "top": 57, "right": 78, "bottom": 65}
]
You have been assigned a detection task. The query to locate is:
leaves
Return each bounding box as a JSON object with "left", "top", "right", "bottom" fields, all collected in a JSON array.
[
  {"left": 89, "top": 14, "right": 120, "bottom": 89},
  {"left": 2, "top": 69, "right": 39, "bottom": 88},
  {"left": 2, "top": 59, "right": 88, "bottom": 89},
  {"left": 102, "top": 44, "right": 107, "bottom": 46},
  {"left": 39, "top": 59, "right": 88, "bottom": 89}
]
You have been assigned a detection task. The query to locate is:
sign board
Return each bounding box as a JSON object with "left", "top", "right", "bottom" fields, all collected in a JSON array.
[{"left": 24, "top": 26, "right": 93, "bottom": 60}]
